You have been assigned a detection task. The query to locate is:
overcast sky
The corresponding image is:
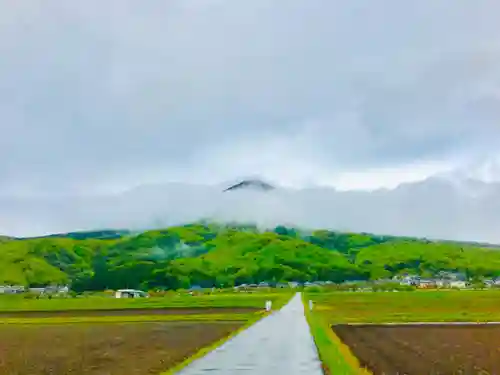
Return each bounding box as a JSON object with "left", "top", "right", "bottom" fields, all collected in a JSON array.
[
  {"left": 2, "top": 0, "right": 500, "bottom": 196},
  {"left": 4, "top": 2, "right": 500, "bottom": 239}
]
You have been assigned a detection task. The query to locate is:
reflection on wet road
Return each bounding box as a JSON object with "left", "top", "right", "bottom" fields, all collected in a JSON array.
[{"left": 176, "top": 292, "right": 323, "bottom": 374}]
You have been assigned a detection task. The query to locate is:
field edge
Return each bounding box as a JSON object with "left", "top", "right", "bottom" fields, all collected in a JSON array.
[
  {"left": 0, "top": 313, "right": 257, "bottom": 325},
  {"left": 302, "top": 294, "right": 372, "bottom": 375},
  {"left": 161, "top": 292, "right": 295, "bottom": 374},
  {"left": 159, "top": 311, "right": 268, "bottom": 375}
]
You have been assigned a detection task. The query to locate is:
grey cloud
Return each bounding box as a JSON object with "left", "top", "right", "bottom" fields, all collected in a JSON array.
[
  {"left": 2, "top": 1, "right": 500, "bottom": 237},
  {"left": 3, "top": 177, "right": 500, "bottom": 244},
  {"left": 2, "top": 1, "right": 500, "bottom": 194},
  {"left": 0, "top": 1, "right": 500, "bottom": 188}
]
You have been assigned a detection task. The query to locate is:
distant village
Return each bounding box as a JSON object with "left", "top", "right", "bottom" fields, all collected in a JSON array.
[
  {"left": 2, "top": 272, "right": 500, "bottom": 297},
  {"left": 0, "top": 285, "right": 70, "bottom": 296},
  {"left": 232, "top": 273, "right": 500, "bottom": 292}
]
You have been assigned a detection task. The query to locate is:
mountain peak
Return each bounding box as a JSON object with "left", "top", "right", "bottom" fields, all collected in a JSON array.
[{"left": 223, "top": 179, "right": 276, "bottom": 192}]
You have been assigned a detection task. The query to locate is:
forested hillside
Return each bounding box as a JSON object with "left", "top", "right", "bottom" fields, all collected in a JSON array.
[{"left": 1, "top": 223, "right": 500, "bottom": 291}]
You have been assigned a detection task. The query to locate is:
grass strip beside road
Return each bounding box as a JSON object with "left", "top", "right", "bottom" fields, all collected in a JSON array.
[
  {"left": 0, "top": 292, "right": 293, "bottom": 312},
  {"left": 0, "top": 313, "right": 261, "bottom": 325},
  {"left": 160, "top": 311, "right": 268, "bottom": 375},
  {"left": 303, "top": 295, "right": 372, "bottom": 375},
  {"left": 161, "top": 291, "right": 294, "bottom": 374}
]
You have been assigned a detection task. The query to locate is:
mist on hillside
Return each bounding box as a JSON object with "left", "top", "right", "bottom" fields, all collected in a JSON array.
[{"left": 2, "top": 177, "right": 500, "bottom": 243}]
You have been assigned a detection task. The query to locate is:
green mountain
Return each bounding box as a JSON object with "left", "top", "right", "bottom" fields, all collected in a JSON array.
[
  {"left": 18, "top": 229, "right": 131, "bottom": 241},
  {"left": 1, "top": 223, "right": 500, "bottom": 291}
]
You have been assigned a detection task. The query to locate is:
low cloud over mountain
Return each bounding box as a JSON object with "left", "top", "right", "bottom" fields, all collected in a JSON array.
[{"left": 2, "top": 173, "right": 500, "bottom": 243}]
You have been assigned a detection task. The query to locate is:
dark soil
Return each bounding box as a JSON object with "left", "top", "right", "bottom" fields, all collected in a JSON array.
[
  {"left": 0, "top": 321, "right": 243, "bottom": 375},
  {"left": 0, "top": 307, "right": 257, "bottom": 318},
  {"left": 334, "top": 324, "right": 500, "bottom": 375}
]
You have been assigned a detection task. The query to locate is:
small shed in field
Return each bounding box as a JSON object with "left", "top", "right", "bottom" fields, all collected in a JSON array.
[{"left": 115, "top": 289, "right": 149, "bottom": 298}]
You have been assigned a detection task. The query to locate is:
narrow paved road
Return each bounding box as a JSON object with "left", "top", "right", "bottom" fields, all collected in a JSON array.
[{"left": 176, "top": 292, "right": 323, "bottom": 375}]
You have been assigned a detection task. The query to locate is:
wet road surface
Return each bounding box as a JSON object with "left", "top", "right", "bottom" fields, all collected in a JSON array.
[{"left": 176, "top": 292, "right": 323, "bottom": 374}]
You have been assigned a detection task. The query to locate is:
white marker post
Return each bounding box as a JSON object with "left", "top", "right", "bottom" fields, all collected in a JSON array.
[
  {"left": 265, "top": 300, "right": 272, "bottom": 312},
  {"left": 309, "top": 300, "right": 313, "bottom": 311}
]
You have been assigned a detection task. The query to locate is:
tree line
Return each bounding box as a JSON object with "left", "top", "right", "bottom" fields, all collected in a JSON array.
[{"left": 1, "top": 223, "right": 500, "bottom": 291}]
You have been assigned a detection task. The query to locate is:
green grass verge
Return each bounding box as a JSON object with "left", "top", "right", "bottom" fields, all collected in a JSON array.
[
  {"left": 0, "top": 292, "right": 293, "bottom": 312},
  {"left": 303, "top": 295, "right": 371, "bottom": 375},
  {"left": 160, "top": 311, "right": 268, "bottom": 375},
  {"left": 308, "top": 290, "right": 500, "bottom": 323},
  {"left": 161, "top": 292, "right": 294, "bottom": 374},
  {"left": 0, "top": 313, "right": 259, "bottom": 325},
  {"left": 303, "top": 290, "right": 500, "bottom": 374}
]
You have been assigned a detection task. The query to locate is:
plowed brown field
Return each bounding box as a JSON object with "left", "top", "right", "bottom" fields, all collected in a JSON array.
[
  {"left": 334, "top": 324, "right": 500, "bottom": 375},
  {"left": 0, "top": 321, "right": 243, "bottom": 375}
]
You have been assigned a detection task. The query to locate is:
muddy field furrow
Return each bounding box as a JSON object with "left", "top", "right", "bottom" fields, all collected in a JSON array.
[
  {"left": 335, "top": 325, "right": 430, "bottom": 375},
  {"left": 333, "top": 324, "right": 500, "bottom": 375},
  {"left": 0, "top": 322, "right": 244, "bottom": 375}
]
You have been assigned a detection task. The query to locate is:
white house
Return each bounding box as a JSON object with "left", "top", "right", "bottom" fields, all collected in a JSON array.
[
  {"left": 435, "top": 280, "right": 449, "bottom": 288},
  {"left": 44, "top": 285, "right": 70, "bottom": 295},
  {"left": 28, "top": 287, "right": 46, "bottom": 294},
  {"left": 417, "top": 279, "right": 436, "bottom": 289},
  {"left": 115, "top": 289, "right": 149, "bottom": 298},
  {"left": 449, "top": 281, "right": 467, "bottom": 289},
  {"left": 0, "top": 285, "right": 25, "bottom": 294}
]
